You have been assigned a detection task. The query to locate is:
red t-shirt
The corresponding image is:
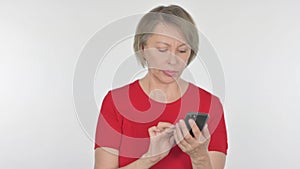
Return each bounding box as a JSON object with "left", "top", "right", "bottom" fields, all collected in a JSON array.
[{"left": 95, "top": 80, "right": 228, "bottom": 168}]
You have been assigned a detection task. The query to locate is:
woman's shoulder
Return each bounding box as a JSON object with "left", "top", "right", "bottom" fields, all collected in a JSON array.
[
  {"left": 188, "top": 82, "right": 220, "bottom": 101},
  {"left": 106, "top": 80, "right": 139, "bottom": 97}
]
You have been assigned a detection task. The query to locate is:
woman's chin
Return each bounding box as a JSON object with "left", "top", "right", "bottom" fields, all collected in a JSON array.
[{"left": 157, "top": 75, "right": 180, "bottom": 84}]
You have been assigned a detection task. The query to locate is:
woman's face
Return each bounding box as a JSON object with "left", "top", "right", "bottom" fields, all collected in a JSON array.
[{"left": 143, "top": 23, "right": 191, "bottom": 84}]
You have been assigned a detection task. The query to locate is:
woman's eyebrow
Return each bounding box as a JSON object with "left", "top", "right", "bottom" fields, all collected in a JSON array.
[
  {"left": 178, "top": 44, "right": 188, "bottom": 47},
  {"left": 156, "top": 42, "right": 170, "bottom": 46},
  {"left": 156, "top": 42, "right": 187, "bottom": 47}
]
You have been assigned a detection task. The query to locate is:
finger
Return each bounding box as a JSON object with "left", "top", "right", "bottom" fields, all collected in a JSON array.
[
  {"left": 157, "top": 122, "right": 173, "bottom": 130},
  {"left": 148, "top": 126, "right": 160, "bottom": 137},
  {"left": 173, "top": 130, "right": 185, "bottom": 148},
  {"left": 202, "top": 124, "right": 211, "bottom": 139},
  {"left": 179, "top": 119, "right": 191, "bottom": 137},
  {"left": 173, "top": 130, "right": 179, "bottom": 144},
  {"left": 189, "top": 119, "right": 201, "bottom": 140},
  {"left": 164, "top": 125, "right": 176, "bottom": 134},
  {"left": 173, "top": 130, "right": 190, "bottom": 152},
  {"left": 169, "top": 135, "right": 175, "bottom": 145},
  {"left": 178, "top": 120, "right": 196, "bottom": 146},
  {"left": 175, "top": 123, "right": 190, "bottom": 147},
  {"left": 175, "top": 123, "right": 184, "bottom": 142}
]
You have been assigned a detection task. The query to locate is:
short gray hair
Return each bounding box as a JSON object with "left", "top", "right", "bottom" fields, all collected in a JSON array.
[{"left": 133, "top": 5, "right": 199, "bottom": 67}]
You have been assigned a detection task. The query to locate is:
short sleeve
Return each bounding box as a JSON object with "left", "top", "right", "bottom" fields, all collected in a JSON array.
[
  {"left": 94, "top": 91, "right": 123, "bottom": 150},
  {"left": 208, "top": 97, "right": 228, "bottom": 154}
]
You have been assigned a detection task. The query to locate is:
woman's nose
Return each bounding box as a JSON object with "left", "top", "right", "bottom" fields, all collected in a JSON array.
[
  {"left": 168, "top": 49, "right": 178, "bottom": 65},
  {"left": 168, "top": 53, "right": 178, "bottom": 65}
]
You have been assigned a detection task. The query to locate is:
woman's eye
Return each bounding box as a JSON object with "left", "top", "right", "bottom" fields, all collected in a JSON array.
[
  {"left": 178, "top": 50, "right": 187, "bottom": 53},
  {"left": 157, "top": 48, "right": 168, "bottom": 52}
]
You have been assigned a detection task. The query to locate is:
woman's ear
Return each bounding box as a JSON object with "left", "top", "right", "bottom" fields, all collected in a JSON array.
[
  {"left": 141, "top": 44, "right": 146, "bottom": 58},
  {"left": 141, "top": 44, "right": 144, "bottom": 51}
]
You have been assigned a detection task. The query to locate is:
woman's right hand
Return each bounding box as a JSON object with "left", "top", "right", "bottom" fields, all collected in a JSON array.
[{"left": 142, "top": 122, "right": 176, "bottom": 164}]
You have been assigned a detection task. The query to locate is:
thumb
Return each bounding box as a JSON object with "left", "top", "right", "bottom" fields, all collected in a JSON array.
[{"left": 148, "top": 126, "right": 160, "bottom": 137}]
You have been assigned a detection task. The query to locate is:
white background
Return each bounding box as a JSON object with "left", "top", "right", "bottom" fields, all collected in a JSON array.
[{"left": 1, "top": 0, "right": 300, "bottom": 168}]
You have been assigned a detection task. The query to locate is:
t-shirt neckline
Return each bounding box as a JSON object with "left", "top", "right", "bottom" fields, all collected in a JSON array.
[{"left": 135, "top": 79, "right": 191, "bottom": 105}]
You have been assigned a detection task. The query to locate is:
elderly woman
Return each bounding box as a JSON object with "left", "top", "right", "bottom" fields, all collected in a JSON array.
[{"left": 94, "top": 5, "right": 228, "bottom": 169}]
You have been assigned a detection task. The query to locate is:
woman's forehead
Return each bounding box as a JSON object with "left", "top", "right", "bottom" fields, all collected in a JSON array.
[
  {"left": 147, "top": 35, "right": 188, "bottom": 47},
  {"left": 148, "top": 23, "right": 188, "bottom": 46}
]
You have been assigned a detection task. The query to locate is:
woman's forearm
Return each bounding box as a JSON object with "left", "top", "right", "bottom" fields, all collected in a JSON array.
[
  {"left": 190, "top": 153, "right": 213, "bottom": 169},
  {"left": 117, "top": 155, "right": 162, "bottom": 169}
]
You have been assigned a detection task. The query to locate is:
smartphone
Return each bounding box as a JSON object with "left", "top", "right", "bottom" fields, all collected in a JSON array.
[{"left": 184, "top": 112, "right": 209, "bottom": 137}]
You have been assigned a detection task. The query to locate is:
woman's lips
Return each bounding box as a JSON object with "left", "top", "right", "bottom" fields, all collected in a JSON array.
[{"left": 162, "top": 70, "right": 178, "bottom": 77}]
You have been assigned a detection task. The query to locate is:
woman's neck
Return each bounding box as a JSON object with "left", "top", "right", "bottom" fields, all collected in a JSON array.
[{"left": 139, "top": 74, "right": 188, "bottom": 103}]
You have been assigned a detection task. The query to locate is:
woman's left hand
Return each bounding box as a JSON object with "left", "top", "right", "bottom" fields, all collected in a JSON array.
[{"left": 174, "top": 119, "right": 211, "bottom": 160}]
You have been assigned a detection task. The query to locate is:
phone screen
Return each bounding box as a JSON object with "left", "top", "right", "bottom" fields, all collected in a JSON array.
[{"left": 184, "top": 112, "right": 209, "bottom": 137}]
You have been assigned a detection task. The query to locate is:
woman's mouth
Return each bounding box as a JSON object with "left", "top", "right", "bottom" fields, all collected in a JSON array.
[{"left": 162, "top": 70, "right": 178, "bottom": 77}]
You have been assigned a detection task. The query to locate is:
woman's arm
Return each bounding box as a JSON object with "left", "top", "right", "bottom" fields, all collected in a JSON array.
[
  {"left": 209, "top": 151, "right": 226, "bottom": 169},
  {"left": 189, "top": 151, "right": 226, "bottom": 169},
  {"left": 94, "top": 148, "right": 119, "bottom": 169},
  {"left": 94, "top": 147, "right": 156, "bottom": 169},
  {"left": 94, "top": 122, "right": 176, "bottom": 169}
]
